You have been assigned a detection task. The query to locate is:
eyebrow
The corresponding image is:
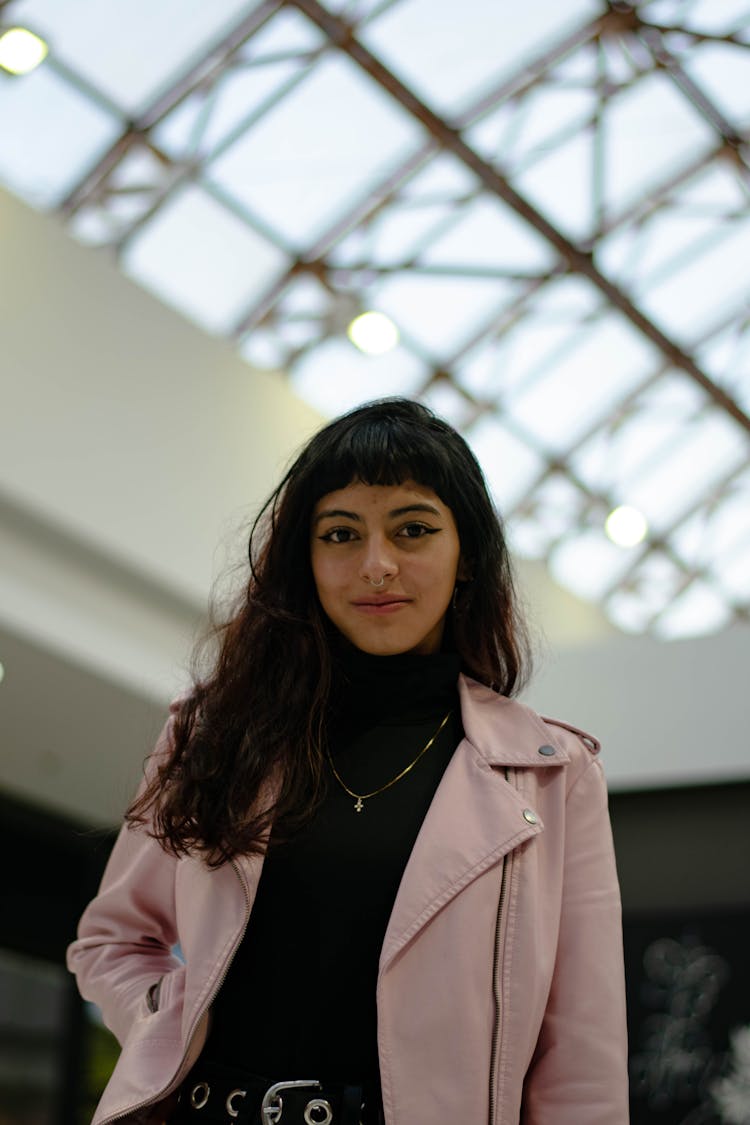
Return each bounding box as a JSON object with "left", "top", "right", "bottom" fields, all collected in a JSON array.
[{"left": 313, "top": 503, "right": 442, "bottom": 525}]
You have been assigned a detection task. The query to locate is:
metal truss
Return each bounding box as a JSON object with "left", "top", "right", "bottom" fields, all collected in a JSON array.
[{"left": 35, "top": 0, "right": 750, "bottom": 635}]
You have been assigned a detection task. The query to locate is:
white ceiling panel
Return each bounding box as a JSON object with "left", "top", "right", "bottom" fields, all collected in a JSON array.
[
  {"left": 12, "top": 0, "right": 258, "bottom": 115},
  {"left": 122, "top": 183, "right": 289, "bottom": 334},
  {"left": 361, "top": 0, "right": 601, "bottom": 117},
  {"left": 0, "top": 63, "right": 120, "bottom": 207},
  {"left": 209, "top": 52, "right": 424, "bottom": 247}
]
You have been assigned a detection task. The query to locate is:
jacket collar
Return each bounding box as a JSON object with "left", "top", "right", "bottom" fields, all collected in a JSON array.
[
  {"left": 378, "top": 677, "right": 565, "bottom": 972},
  {"left": 457, "top": 675, "right": 571, "bottom": 768}
]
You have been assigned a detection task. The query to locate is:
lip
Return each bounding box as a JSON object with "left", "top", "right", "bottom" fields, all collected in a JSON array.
[{"left": 351, "top": 597, "right": 412, "bottom": 614}]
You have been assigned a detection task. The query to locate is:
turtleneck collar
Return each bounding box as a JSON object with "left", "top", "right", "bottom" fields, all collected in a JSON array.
[{"left": 330, "top": 646, "right": 461, "bottom": 729}]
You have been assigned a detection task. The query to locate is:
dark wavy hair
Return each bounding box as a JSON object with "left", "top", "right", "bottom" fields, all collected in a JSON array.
[{"left": 127, "top": 397, "right": 531, "bottom": 864}]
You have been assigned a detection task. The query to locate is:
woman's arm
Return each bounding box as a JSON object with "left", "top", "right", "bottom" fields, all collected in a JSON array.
[
  {"left": 522, "top": 754, "right": 630, "bottom": 1124},
  {"left": 66, "top": 707, "right": 183, "bottom": 1046}
]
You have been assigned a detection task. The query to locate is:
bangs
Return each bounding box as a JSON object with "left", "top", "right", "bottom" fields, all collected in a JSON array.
[{"left": 306, "top": 415, "right": 455, "bottom": 506}]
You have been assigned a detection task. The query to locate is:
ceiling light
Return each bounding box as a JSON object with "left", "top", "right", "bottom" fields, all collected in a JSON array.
[
  {"left": 0, "top": 661, "right": 5, "bottom": 686},
  {"left": 0, "top": 27, "right": 48, "bottom": 75},
  {"left": 605, "top": 505, "right": 648, "bottom": 548},
  {"left": 347, "top": 311, "right": 399, "bottom": 356}
]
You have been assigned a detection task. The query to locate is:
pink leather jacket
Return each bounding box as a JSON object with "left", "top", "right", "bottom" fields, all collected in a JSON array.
[{"left": 67, "top": 676, "right": 629, "bottom": 1124}]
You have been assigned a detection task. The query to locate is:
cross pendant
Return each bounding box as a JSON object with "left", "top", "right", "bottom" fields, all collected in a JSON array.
[{"left": 354, "top": 797, "right": 364, "bottom": 812}]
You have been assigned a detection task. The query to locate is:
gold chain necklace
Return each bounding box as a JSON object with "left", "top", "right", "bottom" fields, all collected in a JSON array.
[{"left": 326, "top": 710, "right": 452, "bottom": 813}]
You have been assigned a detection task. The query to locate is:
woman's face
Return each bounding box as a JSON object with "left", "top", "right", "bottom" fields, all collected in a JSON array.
[{"left": 310, "top": 479, "right": 465, "bottom": 656}]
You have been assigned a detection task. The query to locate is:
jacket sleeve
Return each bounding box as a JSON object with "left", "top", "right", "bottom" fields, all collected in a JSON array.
[
  {"left": 66, "top": 705, "right": 184, "bottom": 1046},
  {"left": 522, "top": 753, "right": 630, "bottom": 1124}
]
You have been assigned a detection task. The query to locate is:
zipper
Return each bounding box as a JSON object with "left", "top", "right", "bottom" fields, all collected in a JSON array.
[
  {"left": 488, "top": 767, "right": 511, "bottom": 1125},
  {"left": 97, "top": 857, "right": 253, "bottom": 1125}
]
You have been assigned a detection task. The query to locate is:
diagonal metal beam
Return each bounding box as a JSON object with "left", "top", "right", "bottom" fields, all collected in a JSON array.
[
  {"left": 639, "top": 16, "right": 749, "bottom": 150},
  {"left": 60, "top": 0, "right": 284, "bottom": 216},
  {"left": 285, "top": 0, "right": 750, "bottom": 435}
]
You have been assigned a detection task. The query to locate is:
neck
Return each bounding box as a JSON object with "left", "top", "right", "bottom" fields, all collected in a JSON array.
[{"left": 329, "top": 646, "right": 461, "bottom": 730}]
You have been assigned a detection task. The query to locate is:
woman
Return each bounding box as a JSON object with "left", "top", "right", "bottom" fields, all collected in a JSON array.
[{"left": 67, "top": 397, "right": 629, "bottom": 1125}]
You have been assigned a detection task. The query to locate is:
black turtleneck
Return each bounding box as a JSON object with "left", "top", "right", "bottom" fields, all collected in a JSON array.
[{"left": 197, "top": 649, "right": 463, "bottom": 1082}]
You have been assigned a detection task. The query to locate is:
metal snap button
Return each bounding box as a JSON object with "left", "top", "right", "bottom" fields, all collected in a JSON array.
[
  {"left": 537, "top": 744, "right": 556, "bottom": 756},
  {"left": 523, "top": 808, "right": 539, "bottom": 824}
]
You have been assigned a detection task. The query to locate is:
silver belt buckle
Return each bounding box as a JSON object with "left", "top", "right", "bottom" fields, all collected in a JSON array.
[{"left": 261, "top": 1079, "right": 328, "bottom": 1125}]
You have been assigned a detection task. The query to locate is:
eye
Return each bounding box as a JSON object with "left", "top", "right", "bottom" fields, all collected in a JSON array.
[
  {"left": 318, "top": 527, "right": 358, "bottom": 544},
  {"left": 398, "top": 522, "right": 439, "bottom": 539}
]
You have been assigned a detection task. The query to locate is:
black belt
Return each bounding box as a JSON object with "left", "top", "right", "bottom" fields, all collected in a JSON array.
[{"left": 171, "top": 1061, "right": 385, "bottom": 1125}]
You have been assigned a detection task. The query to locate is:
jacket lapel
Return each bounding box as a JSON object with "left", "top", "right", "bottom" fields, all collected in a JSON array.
[{"left": 379, "top": 677, "right": 567, "bottom": 971}]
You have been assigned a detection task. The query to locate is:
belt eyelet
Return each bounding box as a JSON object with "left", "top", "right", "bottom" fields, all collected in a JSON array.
[
  {"left": 226, "top": 1088, "right": 247, "bottom": 1118},
  {"left": 304, "top": 1100, "right": 333, "bottom": 1125},
  {"left": 262, "top": 1080, "right": 321, "bottom": 1125},
  {"left": 190, "top": 1082, "right": 210, "bottom": 1109}
]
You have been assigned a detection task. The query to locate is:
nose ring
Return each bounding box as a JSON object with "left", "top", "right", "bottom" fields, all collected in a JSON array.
[{"left": 369, "top": 576, "right": 386, "bottom": 587}]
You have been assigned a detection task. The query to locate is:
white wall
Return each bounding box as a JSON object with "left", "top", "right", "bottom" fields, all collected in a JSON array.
[
  {"left": 523, "top": 618, "right": 750, "bottom": 790},
  {"left": 1, "top": 187, "right": 323, "bottom": 700},
  {"left": 1, "top": 189, "right": 324, "bottom": 601}
]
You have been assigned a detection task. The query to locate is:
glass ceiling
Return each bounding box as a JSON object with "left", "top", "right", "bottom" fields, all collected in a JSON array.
[{"left": 1, "top": 0, "right": 748, "bottom": 639}]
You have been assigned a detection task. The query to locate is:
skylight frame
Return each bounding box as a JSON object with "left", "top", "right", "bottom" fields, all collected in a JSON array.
[{"left": 1, "top": 0, "right": 747, "bottom": 638}]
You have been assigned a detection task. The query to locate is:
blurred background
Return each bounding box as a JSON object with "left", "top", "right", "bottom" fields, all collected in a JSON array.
[{"left": 0, "top": 0, "right": 748, "bottom": 1121}]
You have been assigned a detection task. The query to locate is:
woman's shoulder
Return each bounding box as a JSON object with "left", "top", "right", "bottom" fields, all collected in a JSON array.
[
  {"left": 535, "top": 714, "right": 600, "bottom": 756},
  {"left": 506, "top": 697, "right": 605, "bottom": 797},
  {"left": 458, "top": 674, "right": 601, "bottom": 785},
  {"left": 513, "top": 697, "right": 601, "bottom": 775}
]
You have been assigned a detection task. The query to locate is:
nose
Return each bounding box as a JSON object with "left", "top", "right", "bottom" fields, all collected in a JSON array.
[{"left": 359, "top": 534, "right": 399, "bottom": 585}]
